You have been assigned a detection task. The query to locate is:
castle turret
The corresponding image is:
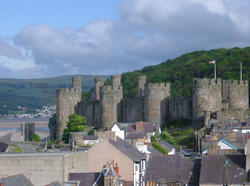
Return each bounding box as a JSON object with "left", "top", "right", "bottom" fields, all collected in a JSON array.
[
  {"left": 137, "top": 75, "right": 146, "bottom": 97},
  {"left": 56, "top": 77, "right": 82, "bottom": 140},
  {"left": 222, "top": 80, "right": 249, "bottom": 110},
  {"left": 111, "top": 75, "right": 121, "bottom": 87},
  {"left": 192, "top": 78, "right": 222, "bottom": 124},
  {"left": 144, "top": 83, "right": 170, "bottom": 125},
  {"left": 91, "top": 78, "right": 105, "bottom": 101},
  {"left": 100, "top": 75, "right": 123, "bottom": 128},
  {"left": 72, "top": 76, "right": 82, "bottom": 92}
]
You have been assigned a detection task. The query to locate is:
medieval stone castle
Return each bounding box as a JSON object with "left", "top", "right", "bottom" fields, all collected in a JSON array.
[{"left": 55, "top": 75, "right": 249, "bottom": 140}]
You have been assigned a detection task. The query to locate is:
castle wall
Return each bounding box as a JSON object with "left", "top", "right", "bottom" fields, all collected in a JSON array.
[
  {"left": 76, "top": 101, "right": 101, "bottom": 128},
  {"left": 121, "top": 97, "right": 144, "bottom": 122},
  {"left": 144, "top": 83, "right": 171, "bottom": 125},
  {"left": 192, "top": 78, "right": 222, "bottom": 123},
  {"left": 56, "top": 88, "right": 81, "bottom": 140},
  {"left": 222, "top": 80, "right": 249, "bottom": 110},
  {"left": 168, "top": 97, "right": 192, "bottom": 120}
]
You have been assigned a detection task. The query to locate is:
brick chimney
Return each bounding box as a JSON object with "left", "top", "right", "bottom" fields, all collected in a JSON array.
[
  {"left": 114, "top": 162, "right": 119, "bottom": 175},
  {"left": 136, "top": 122, "right": 144, "bottom": 132}
]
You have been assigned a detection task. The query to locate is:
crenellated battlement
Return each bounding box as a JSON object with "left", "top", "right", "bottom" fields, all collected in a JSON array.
[
  {"left": 56, "top": 88, "right": 81, "bottom": 95},
  {"left": 193, "top": 78, "right": 222, "bottom": 89},
  {"left": 146, "top": 83, "right": 171, "bottom": 90},
  {"left": 100, "top": 84, "right": 122, "bottom": 93},
  {"left": 95, "top": 78, "right": 105, "bottom": 83},
  {"left": 223, "top": 79, "right": 248, "bottom": 86}
]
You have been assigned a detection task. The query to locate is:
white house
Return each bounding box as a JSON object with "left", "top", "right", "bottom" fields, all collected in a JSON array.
[{"left": 111, "top": 123, "right": 125, "bottom": 140}]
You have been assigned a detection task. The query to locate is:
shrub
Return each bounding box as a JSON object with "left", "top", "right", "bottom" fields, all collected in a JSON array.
[
  {"left": 152, "top": 142, "right": 168, "bottom": 154},
  {"left": 160, "top": 131, "right": 177, "bottom": 146},
  {"left": 30, "top": 133, "right": 40, "bottom": 142}
]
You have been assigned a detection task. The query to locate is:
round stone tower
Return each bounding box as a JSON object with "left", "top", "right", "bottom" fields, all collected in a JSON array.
[
  {"left": 100, "top": 75, "right": 123, "bottom": 129},
  {"left": 56, "top": 77, "right": 82, "bottom": 140},
  {"left": 137, "top": 75, "right": 146, "bottom": 97},
  {"left": 72, "top": 76, "right": 82, "bottom": 92},
  {"left": 144, "top": 83, "right": 171, "bottom": 125},
  {"left": 192, "top": 78, "right": 222, "bottom": 123}
]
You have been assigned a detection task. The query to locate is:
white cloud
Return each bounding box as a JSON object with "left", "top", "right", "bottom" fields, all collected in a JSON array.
[{"left": 1, "top": 0, "right": 250, "bottom": 78}]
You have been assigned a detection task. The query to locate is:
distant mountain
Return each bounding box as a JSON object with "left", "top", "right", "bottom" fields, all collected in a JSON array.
[
  {"left": 121, "top": 47, "right": 250, "bottom": 98},
  {"left": 0, "top": 75, "right": 109, "bottom": 114}
]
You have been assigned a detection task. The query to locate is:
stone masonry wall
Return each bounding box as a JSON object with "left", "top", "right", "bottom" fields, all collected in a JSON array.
[
  {"left": 121, "top": 97, "right": 144, "bottom": 122},
  {"left": 76, "top": 101, "right": 101, "bottom": 128},
  {"left": 56, "top": 88, "right": 81, "bottom": 140},
  {"left": 168, "top": 97, "right": 192, "bottom": 120},
  {"left": 222, "top": 80, "right": 249, "bottom": 110},
  {"left": 99, "top": 75, "right": 123, "bottom": 128},
  {"left": 144, "top": 83, "right": 171, "bottom": 125},
  {"left": 0, "top": 152, "right": 88, "bottom": 186},
  {"left": 192, "top": 78, "right": 222, "bottom": 122}
]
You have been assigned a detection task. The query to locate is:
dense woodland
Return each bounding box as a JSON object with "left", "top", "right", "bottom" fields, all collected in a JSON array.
[{"left": 120, "top": 47, "right": 250, "bottom": 98}]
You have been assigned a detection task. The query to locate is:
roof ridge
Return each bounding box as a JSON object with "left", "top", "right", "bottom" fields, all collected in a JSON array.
[{"left": 0, "top": 173, "right": 23, "bottom": 180}]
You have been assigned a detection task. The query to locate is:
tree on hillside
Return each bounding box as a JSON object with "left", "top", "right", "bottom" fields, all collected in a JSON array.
[{"left": 62, "top": 114, "right": 87, "bottom": 143}]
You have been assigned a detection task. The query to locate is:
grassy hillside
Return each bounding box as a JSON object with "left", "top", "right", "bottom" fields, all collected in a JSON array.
[
  {"left": 121, "top": 47, "right": 250, "bottom": 98},
  {"left": 0, "top": 75, "right": 108, "bottom": 114}
]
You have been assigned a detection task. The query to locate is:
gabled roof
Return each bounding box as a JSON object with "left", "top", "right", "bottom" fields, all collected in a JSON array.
[
  {"left": 45, "top": 181, "right": 62, "bottom": 186},
  {"left": 0, "top": 173, "right": 34, "bottom": 186},
  {"left": 145, "top": 155, "right": 200, "bottom": 183},
  {"left": 109, "top": 137, "right": 146, "bottom": 161},
  {"left": 68, "top": 172, "right": 103, "bottom": 186},
  {"left": 104, "top": 164, "right": 118, "bottom": 177},
  {"left": 158, "top": 140, "right": 175, "bottom": 151},
  {"left": 217, "top": 139, "right": 237, "bottom": 149},
  {"left": 200, "top": 155, "right": 247, "bottom": 184}
]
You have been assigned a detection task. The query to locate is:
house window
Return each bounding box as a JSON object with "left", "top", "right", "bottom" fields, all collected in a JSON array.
[
  {"left": 135, "top": 164, "right": 138, "bottom": 172},
  {"left": 141, "top": 161, "right": 144, "bottom": 170}
]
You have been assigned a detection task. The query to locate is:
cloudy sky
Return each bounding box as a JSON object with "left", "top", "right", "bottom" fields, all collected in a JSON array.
[{"left": 0, "top": 0, "right": 250, "bottom": 79}]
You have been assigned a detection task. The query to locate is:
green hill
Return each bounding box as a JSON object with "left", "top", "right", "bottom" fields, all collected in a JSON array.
[
  {"left": 121, "top": 47, "right": 250, "bottom": 99},
  {"left": 0, "top": 75, "right": 108, "bottom": 114}
]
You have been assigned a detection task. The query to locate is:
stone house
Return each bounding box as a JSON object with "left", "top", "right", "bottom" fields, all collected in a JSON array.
[
  {"left": 112, "top": 122, "right": 156, "bottom": 154},
  {"left": 88, "top": 137, "right": 146, "bottom": 186}
]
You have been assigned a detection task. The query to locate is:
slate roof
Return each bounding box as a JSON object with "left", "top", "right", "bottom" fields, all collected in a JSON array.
[
  {"left": 0, "top": 173, "right": 34, "bottom": 186},
  {"left": 109, "top": 137, "right": 146, "bottom": 161},
  {"left": 147, "top": 145, "right": 162, "bottom": 155},
  {"left": 68, "top": 172, "right": 104, "bottom": 186},
  {"left": 125, "top": 132, "right": 145, "bottom": 139},
  {"left": 45, "top": 181, "right": 62, "bottom": 186},
  {"left": 158, "top": 140, "right": 175, "bottom": 152},
  {"left": 200, "top": 155, "right": 247, "bottom": 184},
  {"left": 145, "top": 155, "right": 200, "bottom": 183},
  {"left": 84, "top": 135, "right": 98, "bottom": 140},
  {"left": 126, "top": 123, "right": 155, "bottom": 133}
]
